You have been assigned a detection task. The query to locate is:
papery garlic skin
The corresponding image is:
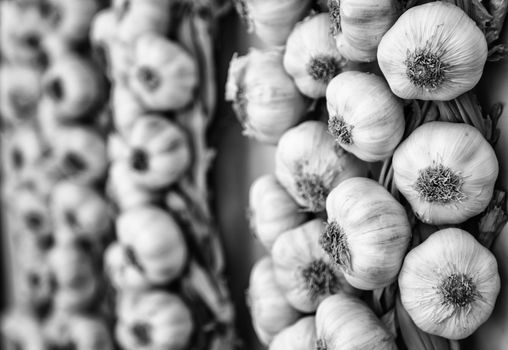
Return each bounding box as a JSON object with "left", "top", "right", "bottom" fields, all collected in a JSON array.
[
  {"left": 329, "top": 0, "right": 399, "bottom": 63},
  {"left": 249, "top": 174, "right": 308, "bottom": 250},
  {"left": 237, "top": 0, "right": 313, "bottom": 46},
  {"left": 323, "top": 177, "right": 411, "bottom": 290},
  {"left": 378, "top": 2, "right": 487, "bottom": 101},
  {"left": 269, "top": 316, "right": 316, "bottom": 350},
  {"left": 226, "top": 48, "right": 308, "bottom": 144},
  {"left": 275, "top": 121, "right": 366, "bottom": 212},
  {"left": 315, "top": 293, "right": 397, "bottom": 350},
  {"left": 272, "top": 219, "right": 351, "bottom": 312},
  {"left": 283, "top": 13, "right": 345, "bottom": 98},
  {"left": 326, "top": 71, "right": 404, "bottom": 162},
  {"left": 248, "top": 257, "right": 301, "bottom": 345},
  {"left": 393, "top": 122, "right": 498, "bottom": 225},
  {"left": 399, "top": 228, "right": 500, "bottom": 340}
]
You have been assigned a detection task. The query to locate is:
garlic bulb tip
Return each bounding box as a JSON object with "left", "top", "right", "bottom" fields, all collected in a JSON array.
[{"left": 320, "top": 221, "right": 351, "bottom": 272}]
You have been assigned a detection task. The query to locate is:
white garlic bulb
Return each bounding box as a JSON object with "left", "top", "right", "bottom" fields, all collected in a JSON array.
[
  {"left": 226, "top": 48, "right": 308, "bottom": 144},
  {"left": 315, "top": 293, "right": 397, "bottom": 350},
  {"left": 393, "top": 122, "right": 498, "bottom": 225},
  {"left": 236, "top": 0, "right": 313, "bottom": 46},
  {"left": 323, "top": 177, "right": 411, "bottom": 290},
  {"left": 248, "top": 256, "right": 301, "bottom": 345},
  {"left": 326, "top": 71, "right": 405, "bottom": 162},
  {"left": 378, "top": 2, "right": 488, "bottom": 100},
  {"left": 272, "top": 219, "right": 351, "bottom": 312},
  {"left": 399, "top": 228, "right": 500, "bottom": 340},
  {"left": 283, "top": 13, "right": 345, "bottom": 98},
  {"left": 275, "top": 121, "right": 367, "bottom": 212},
  {"left": 329, "top": 0, "right": 399, "bottom": 63}
]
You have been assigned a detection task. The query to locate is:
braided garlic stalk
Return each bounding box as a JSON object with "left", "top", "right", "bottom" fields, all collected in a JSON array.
[{"left": 91, "top": 1, "right": 236, "bottom": 349}]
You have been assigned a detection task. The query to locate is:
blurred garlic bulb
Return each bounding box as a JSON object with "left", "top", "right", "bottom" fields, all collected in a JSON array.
[
  {"left": 249, "top": 174, "right": 308, "bottom": 250},
  {"left": 111, "top": 114, "right": 191, "bottom": 190},
  {"left": 235, "top": 0, "right": 312, "bottom": 46},
  {"left": 269, "top": 316, "right": 316, "bottom": 350},
  {"left": 44, "top": 313, "right": 114, "bottom": 350},
  {"left": 393, "top": 122, "right": 498, "bottom": 225},
  {"left": 43, "top": 54, "right": 105, "bottom": 121},
  {"left": 248, "top": 257, "right": 300, "bottom": 345},
  {"left": 326, "top": 71, "right": 404, "bottom": 162},
  {"left": 226, "top": 48, "right": 308, "bottom": 144},
  {"left": 0, "top": 64, "right": 41, "bottom": 125},
  {"left": 378, "top": 2, "right": 488, "bottom": 100},
  {"left": 51, "top": 181, "right": 111, "bottom": 245},
  {"left": 0, "top": 1, "right": 48, "bottom": 65},
  {"left": 283, "top": 13, "right": 345, "bottom": 98},
  {"left": 2, "top": 125, "right": 46, "bottom": 181},
  {"left": 116, "top": 290, "right": 193, "bottom": 350},
  {"left": 43, "top": 0, "right": 100, "bottom": 44},
  {"left": 316, "top": 293, "right": 397, "bottom": 350},
  {"left": 272, "top": 219, "right": 352, "bottom": 312},
  {"left": 323, "top": 177, "right": 411, "bottom": 290},
  {"left": 275, "top": 121, "right": 366, "bottom": 212},
  {"left": 399, "top": 228, "right": 500, "bottom": 339},
  {"left": 2, "top": 310, "right": 45, "bottom": 350},
  {"left": 12, "top": 184, "right": 53, "bottom": 241},
  {"left": 51, "top": 126, "right": 108, "bottom": 185},
  {"left": 329, "top": 0, "right": 399, "bottom": 62},
  {"left": 129, "top": 33, "right": 198, "bottom": 111}
]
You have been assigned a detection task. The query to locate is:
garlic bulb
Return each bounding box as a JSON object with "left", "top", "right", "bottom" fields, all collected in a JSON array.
[
  {"left": 236, "top": 0, "right": 313, "bottom": 46},
  {"left": 249, "top": 174, "right": 308, "bottom": 250},
  {"left": 226, "top": 48, "right": 308, "bottom": 144},
  {"left": 329, "top": 0, "right": 399, "bottom": 63},
  {"left": 129, "top": 33, "right": 198, "bottom": 111},
  {"left": 272, "top": 219, "right": 351, "bottom": 312},
  {"left": 326, "top": 71, "right": 404, "bottom": 162},
  {"left": 399, "top": 228, "right": 500, "bottom": 340},
  {"left": 393, "top": 122, "right": 498, "bottom": 225},
  {"left": 269, "top": 316, "right": 316, "bottom": 350},
  {"left": 0, "top": 64, "right": 41, "bottom": 125},
  {"left": 316, "top": 293, "right": 397, "bottom": 350},
  {"left": 378, "top": 2, "right": 488, "bottom": 100},
  {"left": 323, "top": 177, "right": 411, "bottom": 290},
  {"left": 248, "top": 256, "right": 300, "bottom": 345},
  {"left": 275, "top": 121, "right": 366, "bottom": 212},
  {"left": 283, "top": 13, "right": 345, "bottom": 98}
]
